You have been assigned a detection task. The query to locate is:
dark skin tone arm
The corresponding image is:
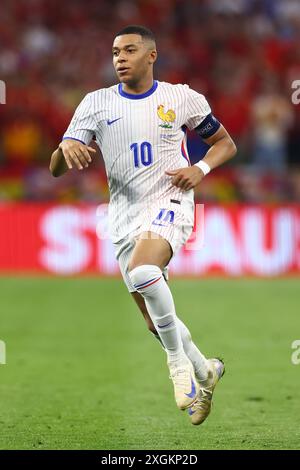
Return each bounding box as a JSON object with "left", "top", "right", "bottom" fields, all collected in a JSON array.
[{"left": 165, "top": 125, "right": 237, "bottom": 191}]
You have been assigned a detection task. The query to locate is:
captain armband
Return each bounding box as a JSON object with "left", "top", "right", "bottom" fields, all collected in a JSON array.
[{"left": 194, "top": 113, "right": 221, "bottom": 139}]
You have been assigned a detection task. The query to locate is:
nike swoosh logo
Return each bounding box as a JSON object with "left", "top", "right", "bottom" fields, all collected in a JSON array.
[
  {"left": 188, "top": 408, "right": 196, "bottom": 416},
  {"left": 157, "top": 321, "right": 174, "bottom": 329},
  {"left": 185, "top": 377, "right": 196, "bottom": 398},
  {"left": 107, "top": 117, "right": 122, "bottom": 125}
]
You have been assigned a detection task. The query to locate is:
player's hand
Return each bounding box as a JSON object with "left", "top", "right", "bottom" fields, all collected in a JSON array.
[
  {"left": 165, "top": 166, "right": 205, "bottom": 191},
  {"left": 59, "top": 139, "right": 96, "bottom": 170}
]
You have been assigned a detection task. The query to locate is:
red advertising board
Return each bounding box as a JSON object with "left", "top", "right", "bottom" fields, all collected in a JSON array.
[{"left": 0, "top": 203, "right": 299, "bottom": 276}]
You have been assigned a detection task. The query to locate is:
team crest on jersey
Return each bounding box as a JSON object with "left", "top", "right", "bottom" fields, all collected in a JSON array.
[{"left": 157, "top": 105, "right": 176, "bottom": 129}]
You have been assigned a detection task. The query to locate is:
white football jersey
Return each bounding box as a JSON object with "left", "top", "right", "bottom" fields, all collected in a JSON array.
[{"left": 63, "top": 80, "right": 211, "bottom": 242}]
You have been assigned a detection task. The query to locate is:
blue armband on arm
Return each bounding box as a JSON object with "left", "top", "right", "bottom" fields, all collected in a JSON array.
[{"left": 194, "top": 113, "right": 221, "bottom": 138}]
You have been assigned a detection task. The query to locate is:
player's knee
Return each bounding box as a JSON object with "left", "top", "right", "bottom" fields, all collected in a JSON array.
[{"left": 129, "top": 264, "right": 162, "bottom": 293}]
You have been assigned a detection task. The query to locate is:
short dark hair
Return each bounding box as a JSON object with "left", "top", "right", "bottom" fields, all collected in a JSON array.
[{"left": 115, "top": 25, "right": 156, "bottom": 43}]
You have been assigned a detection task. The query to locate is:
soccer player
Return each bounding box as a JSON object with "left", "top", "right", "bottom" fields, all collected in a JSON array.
[{"left": 50, "top": 25, "right": 237, "bottom": 425}]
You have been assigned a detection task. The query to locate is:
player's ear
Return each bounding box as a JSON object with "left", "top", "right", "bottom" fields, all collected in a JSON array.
[{"left": 149, "top": 50, "right": 157, "bottom": 64}]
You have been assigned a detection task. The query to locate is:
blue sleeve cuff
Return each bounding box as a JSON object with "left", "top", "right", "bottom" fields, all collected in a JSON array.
[{"left": 62, "top": 136, "right": 87, "bottom": 145}]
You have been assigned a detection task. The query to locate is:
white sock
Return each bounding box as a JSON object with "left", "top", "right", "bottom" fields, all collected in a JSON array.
[
  {"left": 176, "top": 318, "right": 209, "bottom": 381},
  {"left": 129, "top": 265, "right": 186, "bottom": 364},
  {"left": 152, "top": 319, "right": 209, "bottom": 381}
]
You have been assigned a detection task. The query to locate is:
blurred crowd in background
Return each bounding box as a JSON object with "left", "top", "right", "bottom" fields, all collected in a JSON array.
[{"left": 0, "top": 0, "right": 299, "bottom": 203}]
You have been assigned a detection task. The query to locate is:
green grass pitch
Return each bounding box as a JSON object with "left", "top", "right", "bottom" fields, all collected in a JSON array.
[{"left": 0, "top": 277, "right": 299, "bottom": 450}]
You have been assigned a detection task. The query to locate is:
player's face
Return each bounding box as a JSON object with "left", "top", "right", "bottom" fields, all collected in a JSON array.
[{"left": 112, "top": 34, "right": 156, "bottom": 85}]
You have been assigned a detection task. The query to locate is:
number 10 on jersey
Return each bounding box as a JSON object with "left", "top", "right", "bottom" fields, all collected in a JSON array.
[{"left": 130, "top": 142, "right": 153, "bottom": 168}]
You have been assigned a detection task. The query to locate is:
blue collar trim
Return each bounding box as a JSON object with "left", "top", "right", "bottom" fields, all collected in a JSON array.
[{"left": 118, "top": 80, "right": 158, "bottom": 100}]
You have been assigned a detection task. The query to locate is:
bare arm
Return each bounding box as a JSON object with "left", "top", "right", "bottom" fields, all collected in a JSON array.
[
  {"left": 200, "top": 124, "right": 237, "bottom": 170},
  {"left": 49, "top": 139, "right": 96, "bottom": 177},
  {"left": 165, "top": 125, "right": 237, "bottom": 191}
]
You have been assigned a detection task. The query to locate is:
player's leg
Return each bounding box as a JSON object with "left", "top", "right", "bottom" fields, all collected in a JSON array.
[
  {"left": 128, "top": 232, "right": 199, "bottom": 410},
  {"left": 131, "top": 288, "right": 224, "bottom": 425},
  {"left": 131, "top": 291, "right": 209, "bottom": 381},
  {"left": 128, "top": 232, "right": 183, "bottom": 366},
  {"left": 131, "top": 292, "right": 158, "bottom": 334}
]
